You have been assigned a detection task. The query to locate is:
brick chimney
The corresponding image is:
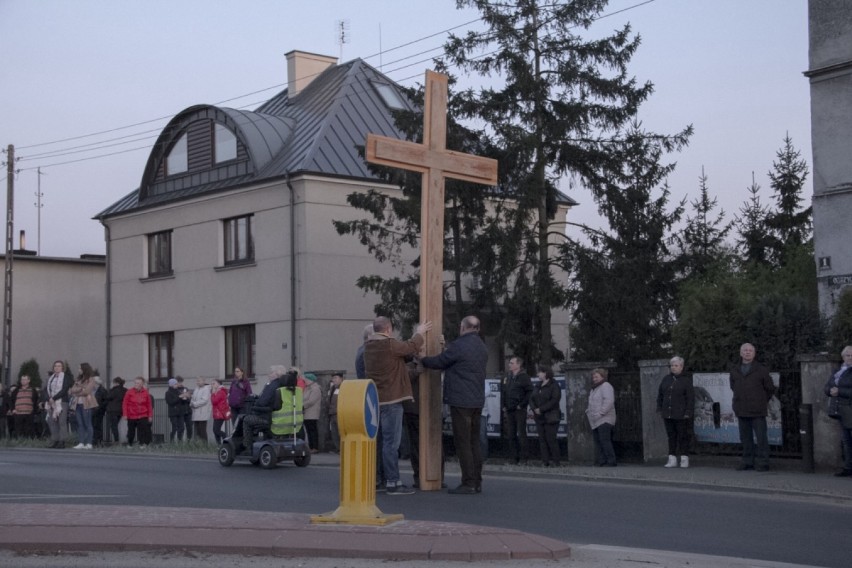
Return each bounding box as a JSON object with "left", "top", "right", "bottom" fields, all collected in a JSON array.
[{"left": 285, "top": 50, "right": 338, "bottom": 97}]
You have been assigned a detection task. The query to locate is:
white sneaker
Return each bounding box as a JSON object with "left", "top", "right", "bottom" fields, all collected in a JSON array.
[
  {"left": 84, "top": 444, "right": 93, "bottom": 449},
  {"left": 680, "top": 456, "right": 689, "bottom": 468},
  {"left": 73, "top": 443, "right": 85, "bottom": 449},
  {"left": 664, "top": 455, "right": 677, "bottom": 468}
]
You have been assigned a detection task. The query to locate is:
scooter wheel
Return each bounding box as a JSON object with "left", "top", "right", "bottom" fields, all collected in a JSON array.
[
  {"left": 294, "top": 451, "right": 311, "bottom": 467},
  {"left": 218, "top": 441, "right": 235, "bottom": 467},
  {"left": 259, "top": 445, "right": 277, "bottom": 469}
]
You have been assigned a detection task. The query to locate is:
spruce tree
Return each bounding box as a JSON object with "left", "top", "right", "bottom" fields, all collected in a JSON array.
[
  {"left": 734, "top": 173, "right": 773, "bottom": 266},
  {"left": 765, "top": 134, "right": 811, "bottom": 264},
  {"left": 679, "top": 167, "right": 732, "bottom": 279}
]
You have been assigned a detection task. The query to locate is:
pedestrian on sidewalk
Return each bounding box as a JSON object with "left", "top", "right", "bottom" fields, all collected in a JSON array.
[
  {"left": 501, "top": 356, "right": 532, "bottom": 465},
  {"left": 105, "top": 377, "right": 127, "bottom": 444},
  {"left": 531, "top": 365, "right": 561, "bottom": 467},
  {"left": 69, "top": 363, "right": 97, "bottom": 449},
  {"left": 586, "top": 368, "right": 617, "bottom": 467},
  {"left": 825, "top": 345, "right": 852, "bottom": 477},
  {"left": 421, "top": 315, "right": 487, "bottom": 495},
  {"left": 165, "top": 378, "right": 190, "bottom": 442},
  {"left": 123, "top": 377, "right": 153, "bottom": 447},
  {"left": 44, "top": 360, "right": 74, "bottom": 448},
  {"left": 729, "top": 343, "right": 775, "bottom": 472},
  {"left": 210, "top": 379, "right": 230, "bottom": 444},
  {"left": 364, "top": 316, "right": 432, "bottom": 495},
  {"left": 302, "top": 373, "right": 321, "bottom": 452},
  {"left": 327, "top": 373, "right": 343, "bottom": 453},
  {"left": 10, "top": 375, "right": 39, "bottom": 439},
  {"left": 657, "top": 356, "right": 694, "bottom": 468},
  {"left": 190, "top": 377, "right": 211, "bottom": 443},
  {"left": 228, "top": 367, "right": 252, "bottom": 426}
]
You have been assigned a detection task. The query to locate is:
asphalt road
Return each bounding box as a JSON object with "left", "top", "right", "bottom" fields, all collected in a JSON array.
[{"left": 0, "top": 449, "right": 847, "bottom": 568}]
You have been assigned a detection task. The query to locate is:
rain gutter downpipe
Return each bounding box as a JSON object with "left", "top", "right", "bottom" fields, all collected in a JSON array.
[{"left": 286, "top": 173, "right": 297, "bottom": 367}]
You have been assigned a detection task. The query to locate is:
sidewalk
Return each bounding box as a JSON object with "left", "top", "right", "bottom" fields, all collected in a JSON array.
[{"left": 0, "top": 450, "right": 848, "bottom": 567}]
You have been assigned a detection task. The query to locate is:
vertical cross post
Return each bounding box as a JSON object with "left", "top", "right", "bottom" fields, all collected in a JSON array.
[{"left": 366, "top": 71, "right": 498, "bottom": 491}]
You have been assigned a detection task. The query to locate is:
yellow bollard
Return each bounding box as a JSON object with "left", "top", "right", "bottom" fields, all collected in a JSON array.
[{"left": 311, "top": 379, "right": 403, "bottom": 525}]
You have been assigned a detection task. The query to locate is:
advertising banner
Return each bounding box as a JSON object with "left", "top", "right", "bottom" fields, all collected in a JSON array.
[{"left": 692, "top": 372, "right": 782, "bottom": 445}]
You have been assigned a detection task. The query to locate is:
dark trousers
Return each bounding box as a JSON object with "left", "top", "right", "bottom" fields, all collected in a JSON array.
[
  {"left": 451, "top": 406, "right": 482, "bottom": 489},
  {"left": 593, "top": 423, "right": 617, "bottom": 466},
  {"left": 328, "top": 413, "right": 340, "bottom": 452},
  {"left": 127, "top": 418, "right": 151, "bottom": 446},
  {"left": 840, "top": 426, "right": 852, "bottom": 471},
  {"left": 304, "top": 419, "right": 319, "bottom": 450},
  {"left": 664, "top": 418, "right": 690, "bottom": 456},
  {"left": 241, "top": 414, "right": 270, "bottom": 449},
  {"left": 169, "top": 415, "right": 185, "bottom": 442},
  {"left": 213, "top": 419, "right": 227, "bottom": 444},
  {"left": 193, "top": 421, "right": 208, "bottom": 442},
  {"left": 738, "top": 416, "right": 769, "bottom": 467},
  {"left": 13, "top": 414, "right": 35, "bottom": 438},
  {"left": 107, "top": 412, "right": 122, "bottom": 443},
  {"left": 92, "top": 409, "right": 106, "bottom": 445},
  {"left": 535, "top": 420, "right": 560, "bottom": 465},
  {"left": 504, "top": 408, "right": 528, "bottom": 461},
  {"left": 183, "top": 414, "right": 193, "bottom": 440}
]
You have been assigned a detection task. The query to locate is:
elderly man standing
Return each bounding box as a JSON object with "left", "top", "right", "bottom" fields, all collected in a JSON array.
[
  {"left": 421, "top": 315, "right": 488, "bottom": 495},
  {"left": 730, "top": 343, "right": 776, "bottom": 472},
  {"left": 364, "top": 316, "right": 432, "bottom": 495}
]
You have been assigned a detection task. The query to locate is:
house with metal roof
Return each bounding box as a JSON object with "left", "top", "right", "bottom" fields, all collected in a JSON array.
[{"left": 97, "top": 50, "right": 573, "bottom": 388}]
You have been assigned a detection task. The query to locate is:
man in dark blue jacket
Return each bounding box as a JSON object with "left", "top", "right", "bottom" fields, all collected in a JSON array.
[
  {"left": 421, "top": 315, "right": 488, "bottom": 495},
  {"left": 240, "top": 366, "right": 288, "bottom": 451}
]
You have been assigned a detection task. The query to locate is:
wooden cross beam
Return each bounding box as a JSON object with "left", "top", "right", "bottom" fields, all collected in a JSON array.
[{"left": 366, "top": 70, "right": 498, "bottom": 492}]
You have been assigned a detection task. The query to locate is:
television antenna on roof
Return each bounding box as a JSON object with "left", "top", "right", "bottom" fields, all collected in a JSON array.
[{"left": 336, "top": 19, "right": 350, "bottom": 61}]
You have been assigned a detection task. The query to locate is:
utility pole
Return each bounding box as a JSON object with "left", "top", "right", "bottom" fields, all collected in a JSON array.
[
  {"left": 35, "top": 167, "right": 44, "bottom": 255},
  {"left": 2, "top": 145, "right": 14, "bottom": 388}
]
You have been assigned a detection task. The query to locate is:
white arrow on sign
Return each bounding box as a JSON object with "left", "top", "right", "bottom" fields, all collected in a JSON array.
[{"left": 366, "top": 393, "right": 379, "bottom": 429}]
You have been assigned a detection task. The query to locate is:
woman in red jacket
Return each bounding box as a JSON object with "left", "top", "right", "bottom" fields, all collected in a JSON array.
[
  {"left": 122, "top": 376, "right": 153, "bottom": 447},
  {"left": 210, "top": 379, "right": 230, "bottom": 444}
]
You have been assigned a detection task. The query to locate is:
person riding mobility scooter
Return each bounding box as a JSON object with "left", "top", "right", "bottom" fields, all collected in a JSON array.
[{"left": 218, "top": 367, "right": 311, "bottom": 468}]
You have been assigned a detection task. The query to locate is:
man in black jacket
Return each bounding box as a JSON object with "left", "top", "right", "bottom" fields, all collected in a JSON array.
[
  {"left": 502, "top": 356, "right": 532, "bottom": 464},
  {"left": 730, "top": 343, "right": 776, "bottom": 472},
  {"left": 421, "top": 315, "right": 488, "bottom": 495}
]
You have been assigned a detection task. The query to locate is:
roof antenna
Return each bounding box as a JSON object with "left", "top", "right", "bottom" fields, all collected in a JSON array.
[{"left": 336, "top": 19, "right": 350, "bottom": 61}]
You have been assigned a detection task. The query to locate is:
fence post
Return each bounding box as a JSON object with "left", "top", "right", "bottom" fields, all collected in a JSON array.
[
  {"left": 797, "top": 353, "right": 841, "bottom": 471},
  {"left": 639, "top": 359, "right": 671, "bottom": 464},
  {"left": 561, "top": 361, "right": 617, "bottom": 465},
  {"left": 800, "top": 403, "right": 815, "bottom": 473}
]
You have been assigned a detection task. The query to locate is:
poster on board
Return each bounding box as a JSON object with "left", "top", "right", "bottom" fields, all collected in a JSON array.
[{"left": 692, "top": 372, "right": 782, "bottom": 445}]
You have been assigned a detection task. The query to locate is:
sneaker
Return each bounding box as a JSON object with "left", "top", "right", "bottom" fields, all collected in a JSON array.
[
  {"left": 679, "top": 456, "right": 689, "bottom": 468},
  {"left": 386, "top": 484, "right": 415, "bottom": 495},
  {"left": 664, "top": 455, "right": 677, "bottom": 468},
  {"left": 84, "top": 444, "right": 93, "bottom": 449},
  {"left": 73, "top": 443, "right": 85, "bottom": 449}
]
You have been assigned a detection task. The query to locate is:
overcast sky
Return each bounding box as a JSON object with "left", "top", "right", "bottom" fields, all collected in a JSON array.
[{"left": 0, "top": 0, "right": 811, "bottom": 257}]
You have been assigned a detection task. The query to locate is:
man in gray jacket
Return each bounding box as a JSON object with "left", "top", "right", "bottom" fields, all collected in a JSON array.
[{"left": 730, "top": 343, "right": 776, "bottom": 472}]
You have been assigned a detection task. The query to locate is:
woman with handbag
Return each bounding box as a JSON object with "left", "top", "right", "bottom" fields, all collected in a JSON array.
[
  {"left": 824, "top": 345, "right": 852, "bottom": 477},
  {"left": 531, "top": 365, "right": 561, "bottom": 467}
]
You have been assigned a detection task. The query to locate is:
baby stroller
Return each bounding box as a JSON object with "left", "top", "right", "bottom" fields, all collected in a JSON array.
[{"left": 218, "top": 389, "right": 311, "bottom": 469}]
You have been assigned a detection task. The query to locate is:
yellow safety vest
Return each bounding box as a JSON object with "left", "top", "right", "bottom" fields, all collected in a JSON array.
[{"left": 271, "top": 387, "right": 303, "bottom": 436}]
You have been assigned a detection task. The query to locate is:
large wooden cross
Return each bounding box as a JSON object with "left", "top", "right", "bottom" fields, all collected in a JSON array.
[{"left": 365, "top": 70, "right": 498, "bottom": 491}]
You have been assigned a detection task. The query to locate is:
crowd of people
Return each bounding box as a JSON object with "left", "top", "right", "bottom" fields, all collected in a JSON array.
[
  {"left": 0, "top": 361, "right": 337, "bottom": 452},
  {"left": 2, "top": 333, "right": 850, "bottom": 484}
]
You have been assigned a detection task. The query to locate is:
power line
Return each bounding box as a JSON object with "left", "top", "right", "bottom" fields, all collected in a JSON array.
[{"left": 15, "top": 1, "right": 656, "bottom": 172}]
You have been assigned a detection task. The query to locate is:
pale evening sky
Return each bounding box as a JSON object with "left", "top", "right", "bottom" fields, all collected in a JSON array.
[{"left": 0, "top": 0, "right": 811, "bottom": 257}]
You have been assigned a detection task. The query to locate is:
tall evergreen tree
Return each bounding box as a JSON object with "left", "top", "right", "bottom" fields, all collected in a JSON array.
[
  {"left": 441, "top": 0, "right": 691, "bottom": 365},
  {"left": 679, "top": 167, "right": 732, "bottom": 279},
  {"left": 568, "top": 127, "right": 685, "bottom": 367},
  {"left": 765, "top": 133, "right": 811, "bottom": 263},
  {"left": 734, "top": 173, "right": 773, "bottom": 266}
]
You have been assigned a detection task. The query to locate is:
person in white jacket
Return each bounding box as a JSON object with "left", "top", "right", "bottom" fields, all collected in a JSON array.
[
  {"left": 586, "top": 368, "right": 617, "bottom": 467},
  {"left": 190, "top": 377, "right": 212, "bottom": 443}
]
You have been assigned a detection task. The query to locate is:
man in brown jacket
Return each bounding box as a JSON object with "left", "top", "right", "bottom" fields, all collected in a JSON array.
[{"left": 363, "top": 316, "right": 432, "bottom": 495}]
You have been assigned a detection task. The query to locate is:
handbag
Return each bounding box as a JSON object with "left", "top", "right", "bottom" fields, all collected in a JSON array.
[{"left": 828, "top": 396, "right": 842, "bottom": 419}]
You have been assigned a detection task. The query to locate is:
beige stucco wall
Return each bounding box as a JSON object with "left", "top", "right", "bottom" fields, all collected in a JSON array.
[{"left": 4, "top": 255, "right": 105, "bottom": 385}]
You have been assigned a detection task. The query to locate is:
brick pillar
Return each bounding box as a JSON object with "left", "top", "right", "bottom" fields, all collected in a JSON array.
[
  {"left": 562, "top": 362, "right": 617, "bottom": 465},
  {"left": 639, "top": 359, "right": 671, "bottom": 464},
  {"left": 797, "top": 354, "right": 842, "bottom": 470}
]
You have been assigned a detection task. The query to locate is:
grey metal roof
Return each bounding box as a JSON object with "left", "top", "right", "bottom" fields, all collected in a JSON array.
[{"left": 98, "top": 59, "right": 414, "bottom": 219}]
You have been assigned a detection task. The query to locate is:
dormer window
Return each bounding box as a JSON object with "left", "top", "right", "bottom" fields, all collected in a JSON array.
[
  {"left": 214, "top": 123, "right": 237, "bottom": 163},
  {"left": 166, "top": 133, "right": 188, "bottom": 175}
]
